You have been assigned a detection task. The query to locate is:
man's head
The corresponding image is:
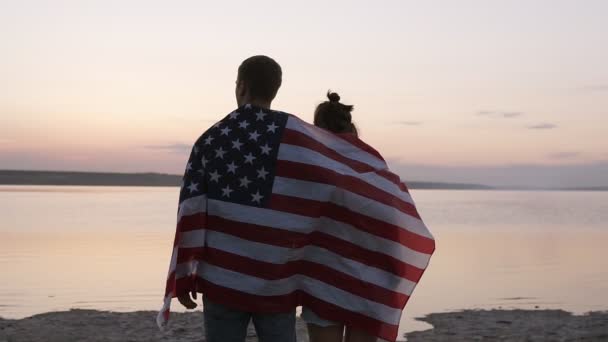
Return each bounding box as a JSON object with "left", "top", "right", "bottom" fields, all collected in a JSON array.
[{"left": 235, "top": 55, "right": 282, "bottom": 108}]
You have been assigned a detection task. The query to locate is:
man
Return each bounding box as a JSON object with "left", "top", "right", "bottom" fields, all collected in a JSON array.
[
  {"left": 158, "top": 55, "right": 435, "bottom": 342},
  {"left": 161, "top": 55, "right": 296, "bottom": 342}
]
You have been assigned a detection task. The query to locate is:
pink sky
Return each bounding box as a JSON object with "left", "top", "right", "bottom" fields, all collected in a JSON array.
[{"left": 1, "top": 0, "right": 607, "bottom": 187}]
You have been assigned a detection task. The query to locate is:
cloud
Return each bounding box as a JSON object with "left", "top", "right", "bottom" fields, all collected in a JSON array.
[
  {"left": 144, "top": 143, "right": 191, "bottom": 153},
  {"left": 394, "top": 121, "right": 423, "bottom": 126},
  {"left": 501, "top": 112, "right": 522, "bottom": 118},
  {"left": 528, "top": 123, "right": 557, "bottom": 130},
  {"left": 477, "top": 110, "right": 523, "bottom": 118},
  {"left": 548, "top": 151, "right": 580, "bottom": 159}
]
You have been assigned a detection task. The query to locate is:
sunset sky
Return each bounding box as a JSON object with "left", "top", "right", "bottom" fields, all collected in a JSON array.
[{"left": 1, "top": 0, "right": 607, "bottom": 187}]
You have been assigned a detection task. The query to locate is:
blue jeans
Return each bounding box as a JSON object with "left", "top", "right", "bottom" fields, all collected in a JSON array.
[{"left": 203, "top": 296, "right": 296, "bottom": 342}]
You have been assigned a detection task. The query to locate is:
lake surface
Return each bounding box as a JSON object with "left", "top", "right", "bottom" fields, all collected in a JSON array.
[{"left": 1, "top": 186, "right": 607, "bottom": 336}]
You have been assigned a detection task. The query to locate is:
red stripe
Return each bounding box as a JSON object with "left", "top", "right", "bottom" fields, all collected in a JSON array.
[
  {"left": 165, "top": 271, "right": 176, "bottom": 297},
  {"left": 282, "top": 129, "right": 409, "bottom": 193},
  {"left": 335, "top": 131, "right": 385, "bottom": 162},
  {"left": 202, "top": 247, "right": 409, "bottom": 308},
  {"left": 175, "top": 215, "right": 425, "bottom": 283},
  {"left": 174, "top": 276, "right": 400, "bottom": 341},
  {"left": 276, "top": 160, "right": 421, "bottom": 219},
  {"left": 270, "top": 193, "right": 435, "bottom": 255},
  {"left": 176, "top": 212, "right": 206, "bottom": 232}
]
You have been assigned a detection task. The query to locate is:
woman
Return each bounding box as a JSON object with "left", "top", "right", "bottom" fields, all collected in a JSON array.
[{"left": 302, "top": 91, "right": 376, "bottom": 342}]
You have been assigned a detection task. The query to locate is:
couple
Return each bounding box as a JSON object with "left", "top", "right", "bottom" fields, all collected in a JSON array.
[{"left": 159, "top": 55, "right": 434, "bottom": 342}]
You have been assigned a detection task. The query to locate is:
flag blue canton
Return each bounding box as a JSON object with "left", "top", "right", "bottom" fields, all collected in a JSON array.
[{"left": 179, "top": 104, "right": 288, "bottom": 207}]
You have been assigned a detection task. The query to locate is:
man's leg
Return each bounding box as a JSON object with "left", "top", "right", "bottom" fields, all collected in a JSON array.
[
  {"left": 203, "top": 296, "right": 251, "bottom": 342},
  {"left": 251, "top": 309, "right": 297, "bottom": 342}
]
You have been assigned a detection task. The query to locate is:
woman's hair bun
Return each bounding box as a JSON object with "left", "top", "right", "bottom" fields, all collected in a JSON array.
[{"left": 327, "top": 91, "right": 341, "bottom": 103}]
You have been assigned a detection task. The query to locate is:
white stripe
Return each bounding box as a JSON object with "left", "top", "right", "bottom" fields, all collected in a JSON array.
[
  {"left": 273, "top": 176, "right": 433, "bottom": 240},
  {"left": 269, "top": 177, "right": 431, "bottom": 267},
  {"left": 189, "top": 262, "right": 402, "bottom": 325},
  {"left": 208, "top": 199, "right": 316, "bottom": 233},
  {"left": 207, "top": 197, "right": 431, "bottom": 267},
  {"left": 204, "top": 230, "right": 417, "bottom": 296},
  {"left": 317, "top": 217, "right": 431, "bottom": 269},
  {"left": 286, "top": 116, "right": 387, "bottom": 170},
  {"left": 178, "top": 229, "right": 206, "bottom": 248},
  {"left": 278, "top": 143, "right": 415, "bottom": 206},
  {"left": 156, "top": 296, "right": 172, "bottom": 329},
  {"left": 177, "top": 195, "right": 207, "bottom": 221}
]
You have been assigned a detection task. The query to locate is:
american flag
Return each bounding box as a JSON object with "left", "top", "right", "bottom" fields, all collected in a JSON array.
[{"left": 157, "top": 104, "right": 435, "bottom": 341}]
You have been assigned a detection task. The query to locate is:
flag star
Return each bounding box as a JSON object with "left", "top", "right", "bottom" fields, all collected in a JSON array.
[
  {"left": 186, "top": 162, "right": 193, "bottom": 171},
  {"left": 255, "top": 109, "right": 266, "bottom": 121},
  {"left": 221, "top": 185, "right": 233, "bottom": 198},
  {"left": 245, "top": 104, "right": 252, "bottom": 109},
  {"left": 244, "top": 152, "right": 256, "bottom": 164},
  {"left": 229, "top": 111, "right": 240, "bottom": 119},
  {"left": 201, "top": 156, "right": 209, "bottom": 168},
  {"left": 238, "top": 120, "right": 250, "bottom": 129},
  {"left": 187, "top": 182, "right": 198, "bottom": 193},
  {"left": 193, "top": 145, "right": 200, "bottom": 154},
  {"left": 232, "top": 139, "right": 243, "bottom": 151},
  {"left": 267, "top": 122, "right": 278, "bottom": 133},
  {"left": 215, "top": 147, "right": 226, "bottom": 159},
  {"left": 226, "top": 161, "right": 238, "bottom": 174},
  {"left": 260, "top": 144, "right": 272, "bottom": 155},
  {"left": 249, "top": 131, "right": 261, "bottom": 142},
  {"left": 204, "top": 135, "right": 214, "bottom": 145},
  {"left": 251, "top": 191, "right": 263, "bottom": 204},
  {"left": 209, "top": 170, "right": 221, "bottom": 182},
  {"left": 220, "top": 126, "right": 232, "bottom": 136},
  {"left": 197, "top": 169, "right": 205, "bottom": 176},
  {"left": 239, "top": 176, "right": 252, "bottom": 188},
  {"left": 257, "top": 167, "right": 269, "bottom": 180},
  {"left": 213, "top": 122, "right": 222, "bottom": 128}
]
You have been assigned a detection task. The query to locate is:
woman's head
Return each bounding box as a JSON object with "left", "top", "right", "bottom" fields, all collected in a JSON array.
[{"left": 314, "top": 91, "right": 357, "bottom": 135}]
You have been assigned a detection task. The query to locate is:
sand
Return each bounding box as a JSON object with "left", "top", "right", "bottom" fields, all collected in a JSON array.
[
  {"left": 406, "top": 310, "right": 608, "bottom": 341},
  {"left": 1, "top": 309, "right": 607, "bottom": 341}
]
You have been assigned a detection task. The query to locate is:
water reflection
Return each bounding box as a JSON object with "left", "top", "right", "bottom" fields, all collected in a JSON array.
[{"left": 0, "top": 187, "right": 607, "bottom": 337}]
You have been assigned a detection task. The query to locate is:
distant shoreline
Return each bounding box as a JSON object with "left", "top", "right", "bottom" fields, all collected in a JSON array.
[
  {"left": 0, "top": 170, "right": 494, "bottom": 190},
  {"left": 2, "top": 170, "right": 607, "bottom": 191}
]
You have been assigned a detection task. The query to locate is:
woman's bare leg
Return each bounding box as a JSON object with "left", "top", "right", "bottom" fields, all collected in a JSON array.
[
  {"left": 307, "top": 323, "right": 345, "bottom": 342},
  {"left": 344, "top": 327, "right": 377, "bottom": 342}
]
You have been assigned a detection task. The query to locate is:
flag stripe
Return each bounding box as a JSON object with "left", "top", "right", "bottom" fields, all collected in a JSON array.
[
  {"left": 186, "top": 246, "right": 409, "bottom": 308},
  {"left": 274, "top": 162, "right": 421, "bottom": 219},
  {"left": 272, "top": 172, "right": 431, "bottom": 242},
  {"left": 176, "top": 228, "right": 418, "bottom": 294},
  {"left": 177, "top": 195, "right": 207, "bottom": 220},
  {"left": 175, "top": 276, "right": 400, "bottom": 341},
  {"left": 278, "top": 143, "right": 415, "bottom": 206},
  {"left": 176, "top": 261, "right": 403, "bottom": 325},
  {"left": 285, "top": 117, "right": 386, "bottom": 169},
  {"left": 269, "top": 194, "right": 435, "bottom": 254},
  {"left": 282, "top": 128, "right": 409, "bottom": 193},
  {"left": 178, "top": 198, "right": 430, "bottom": 268}
]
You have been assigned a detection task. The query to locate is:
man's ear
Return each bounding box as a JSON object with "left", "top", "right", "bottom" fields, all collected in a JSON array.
[{"left": 236, "top": 80, "right": 247, "bottom": 98}]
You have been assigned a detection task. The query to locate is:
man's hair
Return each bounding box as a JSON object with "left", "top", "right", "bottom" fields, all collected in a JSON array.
[{"left": 237, "top": 55, "right": 282, "bottom": 101}]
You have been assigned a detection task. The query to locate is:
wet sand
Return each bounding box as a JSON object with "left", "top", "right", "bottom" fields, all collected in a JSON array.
[{"left": 1, "top": 309, "right": 607, "bottom": 341}]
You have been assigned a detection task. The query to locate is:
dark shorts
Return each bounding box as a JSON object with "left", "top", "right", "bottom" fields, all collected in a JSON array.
[{"left": 203, "top": 296, "right": 297, "bottom": 342}]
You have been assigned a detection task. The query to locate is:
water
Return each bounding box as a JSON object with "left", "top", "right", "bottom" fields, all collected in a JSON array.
[{"left": 1, "top": 186, "right": 607, "bottom": 337}]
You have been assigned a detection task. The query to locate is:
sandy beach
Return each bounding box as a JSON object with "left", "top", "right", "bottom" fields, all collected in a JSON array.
[{"left": 1, "top": 309, "right": 607, "bottom": 341}]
